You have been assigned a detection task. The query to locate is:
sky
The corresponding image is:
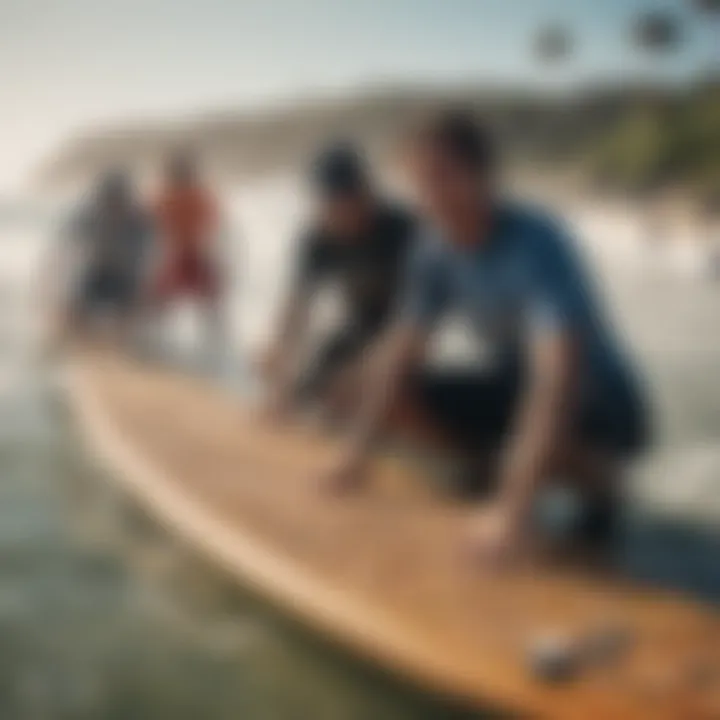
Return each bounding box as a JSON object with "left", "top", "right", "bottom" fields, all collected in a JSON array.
[{"left": 0, "top": 0, "right": 716, "bottom": 190}]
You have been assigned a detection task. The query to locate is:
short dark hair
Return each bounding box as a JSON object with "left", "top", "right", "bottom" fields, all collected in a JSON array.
[{"left": 413, "top": 109, "right": 496, "bottom": 173}]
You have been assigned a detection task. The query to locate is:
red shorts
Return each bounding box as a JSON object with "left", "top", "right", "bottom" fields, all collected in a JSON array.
[{"left": 155, "top": 250, "right": 219, "bottom": 300}]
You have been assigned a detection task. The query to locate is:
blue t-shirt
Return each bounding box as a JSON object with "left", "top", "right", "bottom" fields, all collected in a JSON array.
[{"left": 401, "top": 201, "right": 640, "bottom": 404}]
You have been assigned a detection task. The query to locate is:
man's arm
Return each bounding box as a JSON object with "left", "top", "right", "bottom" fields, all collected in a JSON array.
[
  {"left": 495, "top": 330, "right": 578, "bottom": 524},
  {"left": 494, "top": 216, "right": 591, "bottom": 527},
  {"left": 321, "top": 232, "right": 444, "bottom": 490},
  {"left": 328, "top": 233, "right": 447, "bottom": 489},
  {"left": 322, "top": 321, "right": 428, "bottom": 491},
  {"left": 471, "top": 215, "right": 596, "bottom": 564}
]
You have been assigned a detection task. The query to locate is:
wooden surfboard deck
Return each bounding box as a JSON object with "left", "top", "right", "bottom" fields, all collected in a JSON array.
[{"left": 67, "top": 352, "right": 720, "bottom": 719}]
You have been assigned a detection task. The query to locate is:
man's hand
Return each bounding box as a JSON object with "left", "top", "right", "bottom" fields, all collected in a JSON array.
[
  {"left": 318, "top": 446, "right": 369, "bottom": 495},
  {"left": 464, "top": 502, "right": 530, "bottom": 569}
]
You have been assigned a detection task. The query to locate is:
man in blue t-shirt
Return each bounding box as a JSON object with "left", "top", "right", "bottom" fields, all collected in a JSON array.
[{"left": 321, "top": 112, "right": 649, "bottom": 565}]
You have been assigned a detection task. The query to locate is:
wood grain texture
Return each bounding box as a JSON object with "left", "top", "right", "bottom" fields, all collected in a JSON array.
[{"left": 67, "top": 352, "right": 720, "bottom": 719}]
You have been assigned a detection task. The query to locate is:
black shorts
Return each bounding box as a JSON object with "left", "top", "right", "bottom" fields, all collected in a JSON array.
[
  {"left": 74, "top": 267, "right": 138, "bottom": 318},
  {"left": 414, "top": 363, "right": 650, "bottom": 458}
]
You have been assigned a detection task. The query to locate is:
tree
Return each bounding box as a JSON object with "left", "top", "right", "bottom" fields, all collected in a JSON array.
[
  {"left": 534, "top": 25, "right": 573, "bottom": 64},
  {"left": 629, "top": 11, "right": 683, "bottom": 114},
  {"left": 690, "top": 0, "right": 720, "bottom": 13},
  {"left": 632, "top": 11, "right": 682, "bottom": 59}
]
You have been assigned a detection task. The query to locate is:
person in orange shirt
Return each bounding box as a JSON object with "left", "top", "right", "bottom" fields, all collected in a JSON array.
[{"left": 151, "top": 152, "right": 226, "bottom": 362}]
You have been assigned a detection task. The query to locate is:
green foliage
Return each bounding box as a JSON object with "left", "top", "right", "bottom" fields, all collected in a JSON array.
[
  {"left": 632, "top": 11, "right": 683, "bottom": 54},
  {"left": 587, "top": 84, "right": 720, "bottom": 207}
]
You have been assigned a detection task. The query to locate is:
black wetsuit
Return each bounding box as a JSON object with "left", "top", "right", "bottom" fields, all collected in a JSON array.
[
  {"left": 293, "top": 203, "right": 416, "bottom": 399},
  {"left": 69, "top": 203, "right": 152, "bottom": 317}
]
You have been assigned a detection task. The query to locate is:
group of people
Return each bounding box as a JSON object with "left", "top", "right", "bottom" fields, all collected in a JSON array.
[
  {"left": 62, "top": 110, "right": 651, "bottom": 565},
  {"left": 261, "top": 111, "right": 649, "bottom": 564},
  {"left": 54, "top": 153, "right": 225, "bottom": 356}
]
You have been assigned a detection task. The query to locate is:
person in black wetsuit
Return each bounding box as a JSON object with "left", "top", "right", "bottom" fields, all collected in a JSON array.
[
  {"left": 259, "top": 144, "right": 416, "bottom": 420},
  {"left": 48, "top": 170, "right": 152, "bottom": 348}
]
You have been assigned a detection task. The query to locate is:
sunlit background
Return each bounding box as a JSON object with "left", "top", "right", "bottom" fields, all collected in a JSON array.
[{"left": 0, "top": 0, "right": 719, "bottom": 717}]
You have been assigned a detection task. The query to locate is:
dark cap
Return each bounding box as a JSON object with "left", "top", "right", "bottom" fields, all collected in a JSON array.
[
  {"left": 96, "top": 168, "right": 130, "bottom": 202},
  {"left": 310, "top": 143, "right": 369, "bottom": 197}
]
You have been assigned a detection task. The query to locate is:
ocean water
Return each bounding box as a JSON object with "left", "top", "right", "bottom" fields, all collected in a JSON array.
[{"left": 0, "top": 180, "right": 718, "bottom": 719}]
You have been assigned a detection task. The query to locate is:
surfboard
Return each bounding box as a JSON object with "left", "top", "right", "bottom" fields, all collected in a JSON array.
[{"left": 67, "top": 351, "right": 719, "bottom": 719}]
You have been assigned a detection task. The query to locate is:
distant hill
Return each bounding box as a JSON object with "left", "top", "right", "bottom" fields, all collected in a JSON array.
[
  {"left": 38, "top": 81, "right": 720, "bottom": 209},
  {"left": 586, "top": 81, "right": 720, "bottom": 210}
]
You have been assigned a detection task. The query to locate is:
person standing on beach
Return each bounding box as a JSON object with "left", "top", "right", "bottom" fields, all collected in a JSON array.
[
  {"left": 51, "top": 170, "right": 152, "bottom": 347},
  {"left": 319, "top": 112, "right": 649, "bottom": 565},
  {"left": 150, "top": 152, "right": 226, "bottom": 361},
  {"left": 259, "top": 143, "right": 417, "bottom": 421}
]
